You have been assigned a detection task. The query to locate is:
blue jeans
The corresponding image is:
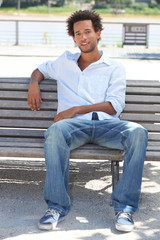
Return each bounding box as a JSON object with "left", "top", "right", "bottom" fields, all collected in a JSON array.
[{"left": 43, "top": 118, "right": 148, "bottom": 216}]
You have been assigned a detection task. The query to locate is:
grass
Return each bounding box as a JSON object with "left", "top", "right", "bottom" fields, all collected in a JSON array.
[
  {"left": 0, "top": 5, "right": 79, "bottom": 15},
  {"left": 24, "top": 5, "right": 79, "bottom": 14},
  {"left": 0, "top": 5, "right": 160, "bottom": 17}
]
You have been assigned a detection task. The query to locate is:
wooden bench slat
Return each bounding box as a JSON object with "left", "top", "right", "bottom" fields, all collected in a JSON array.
[
  {"left": 0, "top": 83, "right": 57, "bottom": 92},
  {"left": 0, "top": 119, "right": 53, "bottom": 128},
  {"left": 124, "top": 104, "right": 160, "bottom": 113},
  {"left": 147, "top": 141, "right": 160, "bottom": 146},
  {"left": 148, "top": 133, "right": 160, "bottom": 141},
  {"left": 0, "top": 141, "right": 44, "bottom": 147},
  {"left": 140, "top": 123, "right": 160, "bottom": 132},
  {"left": 0, "top": 91, "right": 57, "bottom": 100},
  {"left": 0, "top": 146, "right": 123, "bottom": 160},
  {"left": 0, "top": 77, "right": 30, "bottom": 83},
  {"left": 0, "top": 78, "right": 56, "bottom": 84},
  {"left": 0, "top": 147, "right": 44, "bottom": 158},
  {"left": 0, "top": 129, "right": 44, "bottom": 137},
  {"left": 127, "top": 80, "right": 160, "bottom": 87},
  {"left": 70, "top": 149, "right": 123, "bottom": 160},
  {"left": 126, "top": 87, "right": 160, "bottom": 95},
  {"left": 0, "top": 137, "right": 44, "bottom": 143},
  {"left": 0, "top": 100, "right": 57, "bottom": 110},
  {"left": 126, "top": 95, "right": 160, "bottom": 103},
  {"left": 121, "top": 113, "right": 160, "bottom": 122},
  {"left": 147, "top": 142, "right": 160, "bottom": 151},
  {"left": 0, "top": 110, "right": 55, "bottom": 119}
]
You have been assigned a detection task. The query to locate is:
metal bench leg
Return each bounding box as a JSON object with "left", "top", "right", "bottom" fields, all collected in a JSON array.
[{"left": 111, "top": 161, "right": 120, "bottom": 191}]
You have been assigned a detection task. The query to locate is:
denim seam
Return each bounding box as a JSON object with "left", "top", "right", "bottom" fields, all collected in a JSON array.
[{"left": 90, "top": 121, "right": 96, "bottom": 143}]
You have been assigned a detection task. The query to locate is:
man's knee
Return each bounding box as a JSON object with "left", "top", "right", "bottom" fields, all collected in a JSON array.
[{"left": 128, "top": 123, "right": 148, "bottom": 147}]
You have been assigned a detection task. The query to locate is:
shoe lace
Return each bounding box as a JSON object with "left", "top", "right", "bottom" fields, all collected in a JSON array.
[
  {"left": 116, "top": 212, "right": 132, "bottom": 222},
  {"left": 45, "top": 209, "right": 58, "bottom": 217}
]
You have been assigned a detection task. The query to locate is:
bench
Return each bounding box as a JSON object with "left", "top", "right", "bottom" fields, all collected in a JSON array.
[
  {"left": 123, "top": 23, "right": 148, "bottom": 47},
  {"left": 0, "top": 77, "right": 160, "bottom": 190}
]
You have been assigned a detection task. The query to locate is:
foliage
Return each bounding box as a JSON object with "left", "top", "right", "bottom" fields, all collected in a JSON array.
[
  {"left": 93, "top": 3, "right": 112, "bottom": 9},
  {"left": 2, "top": 0, "right": 40, "bottom": 8},
  {"left": 130, "top": 2, "right": 148, "bottom": 10},
  {"left": 0, "top": 0, "right": 160, "bottom": 15},
  {"left": 52, "top": 0, "right": 65, "bottom": 7},
  {"left": 149, "top": 0, "right": 160, "bottom": 7},
  {"left": 1, "top": 0, "right": 64, "bottom": 8},
  {"left": 125, "top": 5, "right": 160, "bottom": 14},
  {"left": 22, "top": 5, "right": 78, "bottom": 13},
  {"left": 123, "top": 0, "right": 134, "bottom": 7}
]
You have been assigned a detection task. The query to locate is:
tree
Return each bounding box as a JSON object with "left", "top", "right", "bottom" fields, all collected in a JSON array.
[{"left": 1, "top": 0, "right": 42, "bottom": 8}]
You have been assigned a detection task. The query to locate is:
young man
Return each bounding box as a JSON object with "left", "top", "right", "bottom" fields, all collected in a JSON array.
[{"left": 28, "top": 10, "right": 148, "bottom": 232}]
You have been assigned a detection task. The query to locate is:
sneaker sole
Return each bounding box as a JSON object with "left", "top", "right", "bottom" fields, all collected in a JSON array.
[
  {"left": 116, "top": 223, "right": 134, "bottom": 232},
  {"left": 38, "top": 216, "right": 65, "bottom": 231}
]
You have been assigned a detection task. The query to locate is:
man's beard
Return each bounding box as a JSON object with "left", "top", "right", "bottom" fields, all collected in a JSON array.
[{"left": 78, "top": 42, "right": 97, "bottom": 53}]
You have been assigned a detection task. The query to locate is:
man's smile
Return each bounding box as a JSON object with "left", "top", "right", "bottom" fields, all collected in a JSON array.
[{"left": 81, "top": 42, "right": 88, "bottom": 46}]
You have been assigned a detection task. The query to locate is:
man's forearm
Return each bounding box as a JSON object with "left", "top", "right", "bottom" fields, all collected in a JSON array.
[
  {"left": 30, "top": 68, "right": 44, "bottom": 83},
  {"left": 74, "top": 102, "right": 116, "bottom": 116},
  {"left": 54, "top": 102, "right": 116, "bottom": 123}
]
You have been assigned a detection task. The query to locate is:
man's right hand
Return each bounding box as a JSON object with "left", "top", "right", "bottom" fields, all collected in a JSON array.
[
  {"left": 28, "top": 69, "right": 44, "bottom": 111},
  {"left": 28, "top": 82, "right": 42, "bottom": 111}
]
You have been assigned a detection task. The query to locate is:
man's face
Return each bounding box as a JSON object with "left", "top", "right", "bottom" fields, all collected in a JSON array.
[{"left": 73, "top": 20, "right": 101, "bottom": 53}]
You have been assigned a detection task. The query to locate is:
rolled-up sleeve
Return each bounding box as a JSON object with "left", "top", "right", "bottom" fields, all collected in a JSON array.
[
  {"left": 105, "top": 63, "right": 126, "bottom": 117},
  {"left": 38, "top": 60, "right": 58, "bottom": 80}
]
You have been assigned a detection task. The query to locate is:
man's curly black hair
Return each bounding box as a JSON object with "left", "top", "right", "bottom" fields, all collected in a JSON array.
[{"left": 66, "top": 10, "right": 103, "bottom": 37}]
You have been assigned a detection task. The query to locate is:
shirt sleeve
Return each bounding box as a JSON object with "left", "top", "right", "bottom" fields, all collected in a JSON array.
[
  {"left": 105, "top": 62, "right": 126, "bottom": 117},
  {"left": 38, "top": 60, "right": 58, "bottom": 80}
]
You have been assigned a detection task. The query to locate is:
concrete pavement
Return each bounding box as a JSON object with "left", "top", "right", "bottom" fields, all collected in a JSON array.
[
  {"left": 0, "top": 45, "right": 160, "bottom": 59},
  {"left": 0, "top": 45, "right": 160, "bottom": 80},
  {"left": 0, "top": 159, "right": 160, "bottom": 240}
]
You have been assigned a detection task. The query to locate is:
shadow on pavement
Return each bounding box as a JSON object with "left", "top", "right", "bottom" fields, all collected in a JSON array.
[{"left": 0, "top": 160, "right": 160, "bottom": 239}]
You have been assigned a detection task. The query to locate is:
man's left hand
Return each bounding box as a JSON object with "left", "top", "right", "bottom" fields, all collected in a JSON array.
[{"left": 54, "top": 107, "right": 77, "bottom": 123}]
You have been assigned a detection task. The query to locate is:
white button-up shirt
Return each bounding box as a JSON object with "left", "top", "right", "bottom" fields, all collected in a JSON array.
[{"left": 38, "top": 50, "right": 126, "bottom": 120}]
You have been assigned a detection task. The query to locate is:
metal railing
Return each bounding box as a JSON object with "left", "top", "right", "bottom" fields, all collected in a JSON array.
[{"left": 0, "top": 19, "right": 160, "bottom": 47}]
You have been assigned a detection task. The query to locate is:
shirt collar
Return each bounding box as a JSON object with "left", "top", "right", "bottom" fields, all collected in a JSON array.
[
  {"left": 70, "top": 50, "right": 111, "bottom": 66},
  {"left": 98, "top": 50, "right": 111, "bottom": 66}
]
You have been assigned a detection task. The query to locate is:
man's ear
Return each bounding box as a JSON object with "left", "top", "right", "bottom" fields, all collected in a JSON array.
[
  {"left": 73, "top": 36, "right": 77, "bottom": 45},
  {"left": 96, "top": 30, "right": 101, "bottom": 41}
]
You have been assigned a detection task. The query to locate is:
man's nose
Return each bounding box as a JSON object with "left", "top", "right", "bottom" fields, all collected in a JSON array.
[{"left": 81, "top": 33, "right": 87, "bottom": 40}]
